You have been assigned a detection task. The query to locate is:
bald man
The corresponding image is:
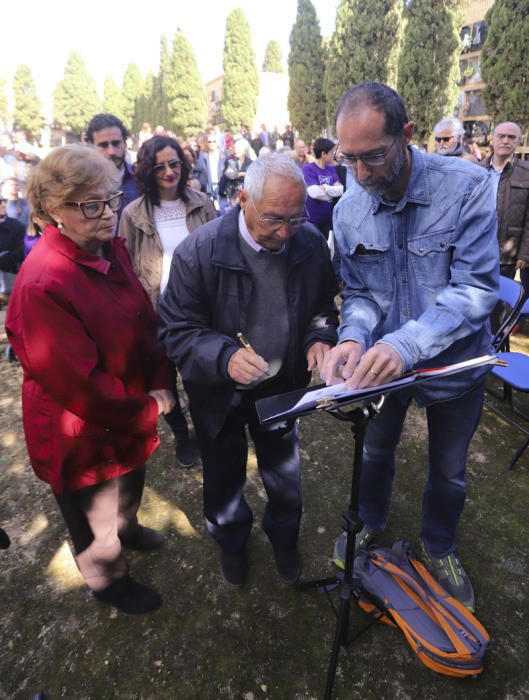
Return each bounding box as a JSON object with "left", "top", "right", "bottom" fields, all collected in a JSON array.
[{"left": 481, "top": 122, "right": 529, "bottom": 288}]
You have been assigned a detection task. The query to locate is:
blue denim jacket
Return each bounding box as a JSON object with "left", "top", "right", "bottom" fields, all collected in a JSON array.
[{"left": 333, "top": 147, "right": 499, "bottom": 404}]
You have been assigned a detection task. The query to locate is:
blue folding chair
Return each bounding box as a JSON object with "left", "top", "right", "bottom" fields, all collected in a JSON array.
[{"left": 486, "top": 276, "right": 529, "bottom": 469}]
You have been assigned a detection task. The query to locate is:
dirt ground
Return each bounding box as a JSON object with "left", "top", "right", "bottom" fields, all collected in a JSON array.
[{"left": 1, "top": 309, "right": 528, "bottom": 700}]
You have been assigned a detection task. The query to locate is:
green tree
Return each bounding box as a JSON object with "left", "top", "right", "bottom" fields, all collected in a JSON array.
[
  {"left": 12, "top": 65, "right": 44, "bottom": 140},
  {"left": 154, "top": 36, "right": 171, "bottom": 129},
  {"left": 102, "top": 77, "right": 127, "bottom": 124},
  {"left": 398, "top": 0, "right": 461, "bottom": 143},
  {"left": 263, "top": 40, "right": 284, "bottom": 72},
  {"left": 288, "top": 0, "right": 326, "bottom": 142},
  {"left": 324, "top": 0, "right": 404, "bottom": 125},
  {"left": 122, "top": 64, "right": 144, "bottom": 131},
  {"left": 164, "top": 29, "right": 207, "bottom": 137},
  {"left": 53, "top": 52, "right": 101, "bottom": 137},
  {"left": 0, "top": 80, "right": 9, "bottom": 129},
  {"left": 222, "top": 8, "right": 259, "bottom": 131},
  {"left": 135, "top": 71, "right": 156, "bottom": 130},
  {"left": 481, "top": 0, "right": 529, "bottom": 127}
]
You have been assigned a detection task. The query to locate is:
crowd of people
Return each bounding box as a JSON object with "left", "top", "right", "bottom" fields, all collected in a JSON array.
[{"left": 1, "top": 81, "right": 529, "bottom": 620}]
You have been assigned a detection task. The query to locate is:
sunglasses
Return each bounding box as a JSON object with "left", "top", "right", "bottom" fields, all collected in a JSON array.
[
  {"left": 434, "top": 136, "right": 454, "bottom": 143},
  {"left": 96, "top": 139, "right": 124, "bottom": 149},
  {"left": 153, "top": 159, "right": 183, "bottom": 174},
  {"left": 63, "top": 192, "right": 123, "bottom": 219}
]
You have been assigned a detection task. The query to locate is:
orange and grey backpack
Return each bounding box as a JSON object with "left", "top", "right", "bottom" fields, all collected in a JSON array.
[{"left": 353, "top": 541, "right": 490, "bottom": 677}]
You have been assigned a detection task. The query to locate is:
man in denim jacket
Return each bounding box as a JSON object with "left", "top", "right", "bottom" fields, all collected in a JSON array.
[{"left": 321, "top": 82, "right": 499, "bottom": 611}]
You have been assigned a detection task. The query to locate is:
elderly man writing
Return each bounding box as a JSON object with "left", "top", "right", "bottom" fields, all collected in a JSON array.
[{"left": 159, "top": 154, "right": 338, "bottom": 589}]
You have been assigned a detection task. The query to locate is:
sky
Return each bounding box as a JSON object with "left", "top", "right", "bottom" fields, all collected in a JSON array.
[{"left": 3, "top": 0, "right": 341, "bottom": 119}]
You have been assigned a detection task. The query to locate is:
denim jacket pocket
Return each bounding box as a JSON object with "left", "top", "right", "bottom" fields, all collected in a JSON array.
[
  {"left": 408, "top": 230, "right": 453, "bottom": 292},
  {"left": 344, "top": 241, "right": 392, "bottom": 297}
]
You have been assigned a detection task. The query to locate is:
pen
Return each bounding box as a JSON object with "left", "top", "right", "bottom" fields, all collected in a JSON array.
[
  {"left": 237, "top": 332, "right": 271, "bottom": 376},
  {"left": 237, "top": 332, "right": 255, "bottom": 353}
]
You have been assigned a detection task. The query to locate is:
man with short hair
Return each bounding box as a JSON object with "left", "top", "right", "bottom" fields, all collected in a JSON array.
[
  {"left": 85, "top": 113, "right": 139, "bottom": 220},
  {"left": 321, "top": 82, "right": 499, "bottom": 611},
  {"left": 480, "top": 121, "right": 529, "bottom": 289},
  {"left": 159, "top": 154, "right": 338, "bottom": 589}
]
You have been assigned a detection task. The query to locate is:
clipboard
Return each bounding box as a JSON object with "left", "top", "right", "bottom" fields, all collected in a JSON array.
[{"left": 256, "top": 354, "right": 507, "bottom": 424}]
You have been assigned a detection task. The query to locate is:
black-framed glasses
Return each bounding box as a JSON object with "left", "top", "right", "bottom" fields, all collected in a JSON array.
[
  {"left": 334, "top": 137, "right": 398, "bottom": 168},
  {"left": 64, "top": 191, "right": 123, "bottom": 219},
  {"left": 248, "top": 194, "right": 309, "bottom": 232},
  {"left": 434, "top": 136, "right": 454, "bottom": 143},
  {"left": 152, "top": 159, "right": 183, "bottom": 174}
]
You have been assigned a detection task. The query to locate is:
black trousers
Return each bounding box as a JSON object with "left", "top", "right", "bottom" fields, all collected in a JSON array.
[
  {"left": 192, "top": 382, "right": 302, "bottom": 554},
  {"left": 54, "top": 467, "right": 145, "bottom": 591}
]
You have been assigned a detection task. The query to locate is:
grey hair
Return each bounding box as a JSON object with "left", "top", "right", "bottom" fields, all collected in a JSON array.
[
  {"left": 243, "top": 153, "right": 306, "bottom": 201},
  {"left": 434, "top": 117, "right": 465, "bottom": 138}
]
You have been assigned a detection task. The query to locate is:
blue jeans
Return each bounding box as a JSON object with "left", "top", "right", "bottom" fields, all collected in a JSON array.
[{"left": 359, "top": 381, "right": 485, "bottom": 557}]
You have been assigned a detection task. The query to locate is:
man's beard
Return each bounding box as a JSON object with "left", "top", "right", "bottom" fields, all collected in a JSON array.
[
  {"left": 110, "top": 156, "right": 125, "bottom": 170},
  {"left": 437, "top": 140, "right": 459, "bottom": 156},
  {"left": 357, "top": 143, "right": 406, "bottom": 197}
]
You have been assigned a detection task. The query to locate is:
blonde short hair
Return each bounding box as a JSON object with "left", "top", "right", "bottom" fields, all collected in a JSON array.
[{"left": 27, "top": 144, "right": 119, "bottom": 224}]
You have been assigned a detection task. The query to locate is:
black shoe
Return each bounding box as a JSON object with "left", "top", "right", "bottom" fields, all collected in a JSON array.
[
  {"left": 220, "top": 550, "right": 248, "bottom": 589},
  {"left": 120, "top": 525, "right": 166, "bottom": 550},
  {"left": 175, "top": 434, "right": 195, "bottom": 468},
  {"left": 273, "top": 547, "right": 302, "bottom": 585},
  {"left": 93, "top": 575, "right": 161, "bottom": 614}
]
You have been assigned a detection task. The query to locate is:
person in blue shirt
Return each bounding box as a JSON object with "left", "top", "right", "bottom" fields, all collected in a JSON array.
[{"left": 321, "top": 82, "right": 499, "bottom": 612}]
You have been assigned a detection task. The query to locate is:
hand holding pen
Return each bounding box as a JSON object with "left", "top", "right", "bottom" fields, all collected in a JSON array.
[{"left": 227, "top": 332, "right": 270, "bottom": 384}]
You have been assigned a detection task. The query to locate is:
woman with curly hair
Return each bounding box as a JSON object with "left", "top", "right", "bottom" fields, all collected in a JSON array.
[{"left": 119, "top": 135, "right": 217, "bottom": 468}]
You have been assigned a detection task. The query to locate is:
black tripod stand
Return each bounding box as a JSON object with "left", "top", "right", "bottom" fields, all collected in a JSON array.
[{"left": 297, "top": 397, "right": 385, "bottom": 700}]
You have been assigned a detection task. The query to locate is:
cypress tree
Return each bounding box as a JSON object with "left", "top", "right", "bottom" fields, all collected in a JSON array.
[
  {"left": 324, "top": 0, "right": 403, "bottom": 125},
  {"left": 481, "top": 0, "right": 529, "bottom": 127},
  {"left": 53, "top": 53, "right": 101, "bottom": 137},
  {"left": 102, "top": 77, "right": 127, "bottom": 124},
  {"left": 166, "top": 29, "right": 208, "bottom": 138},
  {"left": 222, "top": 8, "right": 259, "bottom": 132},
  {"left": 288, "top": 0, "right": 326, "bottom": 142},
  {"left": 263, "top": 40, "right": 284, "bottom": 72},
  {"left": 122, "top": 64, "right": 144, "bottom": 131},
  {"left": 135, "top": 71, "right": 156, "bottom": 130},
  {"left": 12, "top": 65, "right": 44, "bottom": 140},
  {"left": 154, "top": 36, "right": 171, "bottom": 129},
  {"left": 398, "top": 0, "right": 462, "bottom": 143}
]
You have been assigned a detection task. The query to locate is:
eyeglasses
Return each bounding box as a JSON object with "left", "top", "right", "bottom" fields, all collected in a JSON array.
[
  {"left": 248, "top": 194, "right": 309, "bottom": 232},
  {"left": 434, "top": 136, "right": 454, "bottom": 143},
  {"left": 334, "top": 137, "right": 397, "bottom": 168},
  {"left": 152, "top": 159, "right": 183, "bottom": 174},
  {"left": 95, "top": 139, "right": 124, "bottom": 149},
  {"left": 64, "top": 191, "right": 123, "bottom": 219}
]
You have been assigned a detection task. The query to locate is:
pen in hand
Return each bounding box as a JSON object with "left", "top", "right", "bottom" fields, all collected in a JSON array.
[{"left": 237, "top": 332, "right": 270, "bottom": 377}]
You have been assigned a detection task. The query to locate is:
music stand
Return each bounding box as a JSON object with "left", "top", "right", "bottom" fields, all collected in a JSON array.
[{"left": 296, "top": 398, "right": 384, "bottom": 700}]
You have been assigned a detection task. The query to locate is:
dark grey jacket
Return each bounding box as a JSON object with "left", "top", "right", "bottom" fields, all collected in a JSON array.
[
  {"left": 158, "top": 205, "right": 339, "bottom": 437},
  {"left": 480, "top": 156, "right": 529, "bottom": 265}
]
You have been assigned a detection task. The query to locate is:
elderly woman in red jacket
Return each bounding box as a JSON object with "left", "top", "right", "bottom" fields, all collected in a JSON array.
[{"left": 5, "top": 145, "right": 174, "bottom": 615}]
